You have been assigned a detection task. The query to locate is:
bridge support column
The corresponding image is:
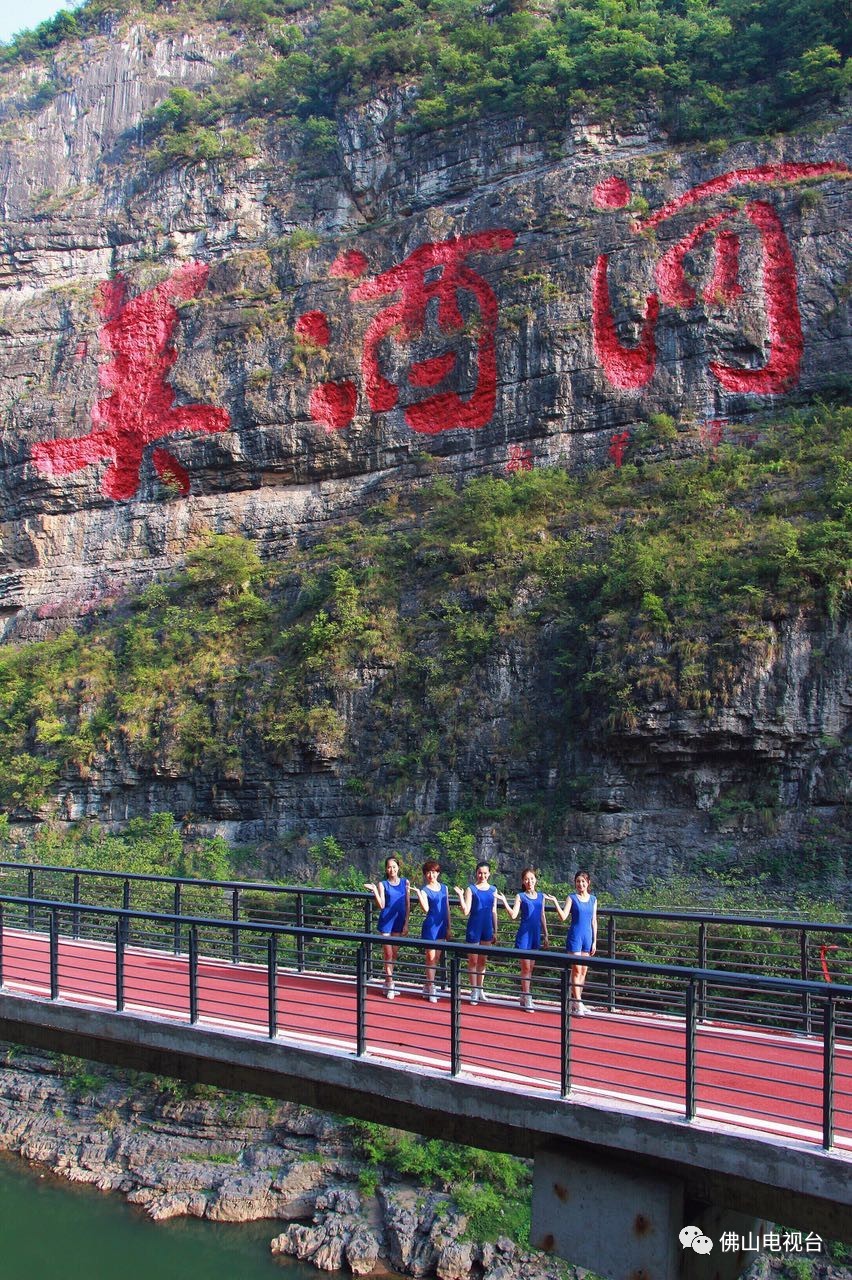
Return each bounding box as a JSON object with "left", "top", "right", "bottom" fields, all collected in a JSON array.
[{"left": 531, "top": 1145, "right": 763, "bottom": 1280}]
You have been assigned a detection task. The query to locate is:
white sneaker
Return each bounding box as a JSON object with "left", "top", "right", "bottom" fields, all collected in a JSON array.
[
  {"left": 478, "top": 989, "right": 489, "bottom": 1003},
  {"left": 575, "top": 1000, "right": 587, "bottom": 1017},
  {"left": 570, "top": 999, "right": 579, "bottom": 1015},
  {"left": 521, "top": 995, "right": 534, "bottom": 1012},
  {"left": 385, "top": 983, "right": 396, "bottom": 999},
  {"left": 470, "top": 989, "right": 480, "bottom": 1004}
]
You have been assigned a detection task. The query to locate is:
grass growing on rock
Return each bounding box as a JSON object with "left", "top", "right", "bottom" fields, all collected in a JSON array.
[
  {"left": 0, "top": 401, "right": 848, "bottom": 822},
  {"left": 350, "top": 1121, "right": 532, "bottom": 1244}
]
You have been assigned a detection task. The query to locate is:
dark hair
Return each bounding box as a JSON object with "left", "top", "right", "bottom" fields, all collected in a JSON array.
[
  {"left": 385, "top": 855, "right": 401, "bottom": 873},
  {"left": 520, "top": 866, "right": 536, "bottom": 886},
  {"left": 574, "top": 869, "right": 591, "bottom": 884},
  {"left": 475, "top": 861, "right": 490, "bottom": 873},
  {"left": 422, "top": 859, "right": 441, "bottom": 876}
]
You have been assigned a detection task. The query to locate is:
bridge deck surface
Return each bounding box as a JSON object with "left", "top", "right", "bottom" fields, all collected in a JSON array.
[{"left": 3, "top": 927, "right": 851, "bottom": 1152}]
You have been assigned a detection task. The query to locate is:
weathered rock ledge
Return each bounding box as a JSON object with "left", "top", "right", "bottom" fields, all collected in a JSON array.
[{"left": 270, "top": 1187, "right": 549, "bottom": 1280}]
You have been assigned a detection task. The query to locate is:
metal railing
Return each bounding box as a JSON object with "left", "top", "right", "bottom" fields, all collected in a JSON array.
[
  {"left": 0, "top": 860, "right": 374, "bottom": 973},
  {"left": 1, "top": 860, "right": 849, "bottom": 1012},
  {"left": 0, "top": 890, "right": 849, "bottom": 1154}
]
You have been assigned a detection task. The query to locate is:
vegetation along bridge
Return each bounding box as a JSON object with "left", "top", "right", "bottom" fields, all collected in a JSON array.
[{"left": 0, "top": 862, "right": 850, "bottom": 1280}]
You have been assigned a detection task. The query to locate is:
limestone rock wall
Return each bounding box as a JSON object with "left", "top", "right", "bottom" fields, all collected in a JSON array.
[{"left": 0, "top": 16, "right": 849, "bottom": 875}]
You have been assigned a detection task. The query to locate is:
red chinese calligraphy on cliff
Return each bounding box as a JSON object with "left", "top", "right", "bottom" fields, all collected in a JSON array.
[
  {"left": 506, "top": 444, "right": 533, "bottom": 473},
  {"left": 295, "top": 311, "right": 331, "bottom": 347},
  {"left": 698, "top": 417, "right": 726, "bottom": 454},
  {"left": 309, "top": 380, "right": 358, "bottom": 431},
  {"left": 350, "top": 230, "right": 515, "bottom": 435},
  {"left": 297, "top": 231, "right": 515, "bottom": 436},
  {"left": 591, "top": 162, "right": 849, "bottom": 395},
  {"left": 608, "top": 431, "right": 630, "bottom": 467},
  {"left": 32, "top": 263, "right": 229, "bottom": 500}
]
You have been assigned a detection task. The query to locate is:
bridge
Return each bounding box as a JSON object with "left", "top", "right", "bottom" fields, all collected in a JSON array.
[{"left": 0, "top": 862, "right": 850, "bottom": 1280}]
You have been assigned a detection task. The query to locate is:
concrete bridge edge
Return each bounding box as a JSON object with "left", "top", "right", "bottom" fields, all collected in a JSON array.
[{"left": 1, "top": 992, "right": 849, "bottom": 1279}]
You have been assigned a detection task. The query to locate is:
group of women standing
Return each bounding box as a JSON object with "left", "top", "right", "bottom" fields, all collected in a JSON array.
[{"left": 364, "top": 859, "right": 597, "bottom": 1014}]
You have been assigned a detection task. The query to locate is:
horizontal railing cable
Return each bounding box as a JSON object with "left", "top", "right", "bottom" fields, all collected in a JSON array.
[{"left": 1, "top": 890, "right": 850, "bottom": 1154}]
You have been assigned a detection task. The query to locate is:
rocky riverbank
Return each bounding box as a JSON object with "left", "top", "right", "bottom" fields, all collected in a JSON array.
[
  {"left": 1, "top": 1044, "right": 849, "bottom": 1280},
  {"left": 0, "top": 1045, "right": 560, "bottom": 1280}
]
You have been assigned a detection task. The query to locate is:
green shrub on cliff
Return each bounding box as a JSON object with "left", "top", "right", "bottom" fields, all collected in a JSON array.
[
  {"left": 0, "top": 402, "right": 847, "bottom": 818},
  {"left": 349, "top": 1121, "right": 532, "bottom": 1243},
  {"left": 1, "top": 0, "right": 848, "bottom": 146},
  {"left": 0, "top": 812, "right": 234, "bottom": 878}
]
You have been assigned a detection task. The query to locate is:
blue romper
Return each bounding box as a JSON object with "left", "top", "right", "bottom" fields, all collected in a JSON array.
[
  {"left": 465, "top": 884, "right": 496, "bottom": 944},
  {"left": 377, "top": 878, "right": 408, "bottom": 935},
  {"left": 514, "top": 892, "right": 545, "bottom": 950},
  {"left": 566, "top": 893, "right": 596, "bottom": 953},
  {"left": 421, "top": 884, "right": 450, "bottom": 941}
]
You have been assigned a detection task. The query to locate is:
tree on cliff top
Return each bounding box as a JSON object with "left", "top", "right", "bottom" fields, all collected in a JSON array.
[{"left": 2, "top": 0, "right": 848, "bottom": 144}]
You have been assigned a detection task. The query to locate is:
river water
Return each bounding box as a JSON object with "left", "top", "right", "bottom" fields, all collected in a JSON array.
[{"left": 0, "top": 1153, "right": 319, "bottom": 1280}]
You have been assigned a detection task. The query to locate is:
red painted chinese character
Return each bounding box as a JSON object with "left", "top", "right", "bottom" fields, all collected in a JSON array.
[
  {"left": 298, "top": 231, "right": 515, "bottom": 436},
  {"left": 591, "top": 162, "right": 849, "bottom": 395},
  {"left": 32, "top": 263, "right": 229, "bottom": 500},
  {"left": 351, "top": 230, "right": 516, "bottom": 434},
  {"left": 309, "top": 380, "right": 358, "bottom": 431},
  {"left": 294, "top": 311, "right": 331, "bottom": 347},
  {"left": 698, "top": 417, "right": 726, "bottom": 453},
  {"left": 609, "top": 431, "right": 630, "bottom": 467},
  {"left": 506, "top": 444, "right": 533, "bottom": 473},
  {"left": 329, "top": 249, "right": 369, "bottom": 280}
]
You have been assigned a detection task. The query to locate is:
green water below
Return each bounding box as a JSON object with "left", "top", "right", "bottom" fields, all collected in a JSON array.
[{"left": 0, "top": 1154, "right": 319, "bottom": 1280}]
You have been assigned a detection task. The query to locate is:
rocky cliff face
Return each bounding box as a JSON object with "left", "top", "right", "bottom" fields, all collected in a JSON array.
[{"left": 0, "top": 15, "right": 849, "bottom": 877}]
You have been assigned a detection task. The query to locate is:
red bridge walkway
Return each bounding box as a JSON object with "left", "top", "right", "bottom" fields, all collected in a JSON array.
[{"left": 3, "top": 925, "right": 851, "bottom": 1153}]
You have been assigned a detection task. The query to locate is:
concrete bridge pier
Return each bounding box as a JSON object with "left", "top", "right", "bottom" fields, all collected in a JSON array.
[{"left": 532, "top": 1145, "right": 763, "bottom": 1280}]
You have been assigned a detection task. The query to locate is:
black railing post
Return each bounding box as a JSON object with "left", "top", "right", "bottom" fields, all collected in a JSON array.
[
  {"left": 173, "top": 883, "right": 182, "bottom": 955},
  {"left": 560, "top": 965, "right": 571, "bottom": 1097},
  {"left": 356, "top": 943, "right": 366, "bottom": 1056},
  {"left": 607, "top": 917, "right": 616, "bottom": 1012},
  {"left": 801, "top": 929, "right": 811, "bottom": 1035},
  {"left": 0, "top": 903, "right": 4, "bottom": 988},
  {"left": 822, "top": 995, "right": 835, "bottom": 1150},
  {"left": 72, "top": 873, "right": 81, "bottom": 940},
  {"left": 685, "top": 979, "right": 697, "bottom": 1121},
  {"left": 450, "top": 953, "right": 461, "bottom": 1077},
  {"left": 697, "top": 923, "right": 707, "bottom": 1021},
  {"left": 189, "top": 925, "right": 199, "bottom": 1024},
  {"left": 27, "top": 869, "right": 34, "bottom": 931},
  {"left": 364, "top": 896, "right": 374, "bottom": 980},
  {"left": 296, "top": 894, "right": 305, "bottom": 972},
  {"left": 231, "top": 889, "right": 240, "bottom": 964},
  {"left": 49, "top": 907, "right": 59, "bottom": 1000},
  {"left": 116, "top": 919, "right": 125, "bottom": 1012},
  {"left": 267, "top": 934, "right": 278, "bottom": 1039},
  {"left": 122, "top": 880, "right": 130, "bottom": 948}
]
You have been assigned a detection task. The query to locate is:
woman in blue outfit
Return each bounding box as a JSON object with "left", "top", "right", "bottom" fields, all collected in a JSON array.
[
  {"left": 410, "top": 859, "right": 451, "bottom": 1002},
  {"left": 501, "top": 868, "right": 548, "bottom": 1011},
  {"left": 364, "top": 856, "right": 409, "bottom": 999},
  {"left": 453, "top": 862, "right": 498, "bottom": 1004},
  {"left": 547, "top": 870, "right": 597, "bottom": 1016}
]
